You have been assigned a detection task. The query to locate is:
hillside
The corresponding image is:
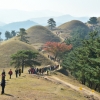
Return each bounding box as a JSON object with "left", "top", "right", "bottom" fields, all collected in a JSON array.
[
  {"left": 0, "top": 38, "right": 53, "bottom": 68},
  {"left": 26, "top": 25, "right": 61, "bottom": 44},
  {"left": 58, "top": 20, "right": 89, "bottom": 31}
]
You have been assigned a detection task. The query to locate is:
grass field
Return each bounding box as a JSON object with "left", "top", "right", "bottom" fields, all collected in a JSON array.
[{"left": 0, "top": 67, "right": 88, "bottom": 100}]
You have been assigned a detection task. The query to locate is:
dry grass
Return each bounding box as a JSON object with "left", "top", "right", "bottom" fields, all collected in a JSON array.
[
  {"left": 26, "top": 25, "right": 61, "bottom": 44},
  {"left": 58, "top": 20, "right": 89, "bottom": 31},
  {"left": 0, "top": 68, "right": 87, "bottom": 100},
  {"left": 52, "top": 71, "right": 100, "bottom": 97},
  {"left": 0, "top": 38, "right": 53, "bottom": 68},
  {"left": 0, "top": 24, "right": 99, "bottom": 100}
]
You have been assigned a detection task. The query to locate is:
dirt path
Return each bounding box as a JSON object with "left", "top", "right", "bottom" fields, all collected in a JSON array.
[{"left": 43, "top": 75, "right": 100, "bottom": 100}]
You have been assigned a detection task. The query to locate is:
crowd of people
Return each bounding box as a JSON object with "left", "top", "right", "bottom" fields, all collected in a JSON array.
[
  {"left": 28, "top": 64, "right": 59, "bottom": 75},
  {"left": 0, "top": 64, "right": 59, "bottom": 95}
]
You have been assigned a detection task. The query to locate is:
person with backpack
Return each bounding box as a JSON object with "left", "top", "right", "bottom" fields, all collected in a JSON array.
[{"left": 8, "top": 69, "right": 13, "bottom": 79}]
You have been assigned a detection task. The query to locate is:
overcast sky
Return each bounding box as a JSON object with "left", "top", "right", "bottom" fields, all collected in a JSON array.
[{"left": 0, "top": 0, "right": 99, "bottom": 17}]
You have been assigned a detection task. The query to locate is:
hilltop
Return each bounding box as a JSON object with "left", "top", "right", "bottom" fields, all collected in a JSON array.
[
  {"left": 58, "top": 20, "right": 89, "bottom": 31},
  {"left": 53, "top": 20, "right": 89, "bottom": 40},
  {"left": 26, "top": 25, "right": 61, "bottom": 44}
]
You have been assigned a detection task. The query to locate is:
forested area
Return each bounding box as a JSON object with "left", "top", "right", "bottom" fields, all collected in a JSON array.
[{"left": 61, "top": 31, "right": 100, "bottom": 92}]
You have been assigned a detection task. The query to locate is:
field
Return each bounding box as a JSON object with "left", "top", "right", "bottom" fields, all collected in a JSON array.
[{"left": 0, "top": 67, "right": 99, "bottom": 100}]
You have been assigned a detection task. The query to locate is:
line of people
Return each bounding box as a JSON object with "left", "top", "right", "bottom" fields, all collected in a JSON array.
[
  {"left": 28, "top": 64, "right": 59, "bottom": 75},
  {"left": 7, "top": 68, "right": 22, "bottom": 79},
  {"left": 0, "top": 64, "right": 59, "bottom": 94}
]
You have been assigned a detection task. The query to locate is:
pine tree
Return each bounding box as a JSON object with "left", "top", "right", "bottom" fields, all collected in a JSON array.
[{"left": 62, "top": 31, "right": 100, "bottom": 91}]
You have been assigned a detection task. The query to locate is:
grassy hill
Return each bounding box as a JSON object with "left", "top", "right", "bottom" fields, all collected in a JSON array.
[
  {"left": 0, "top": 26, "right": 99, "bottom": 100},
  {"left": 0, "top": 38, "right": 53, "bottom": 68},
  {"left": 58, "top": 20, "right": 89, "bottom": 31},
  {"left": 26, "top": 25, "right": 61, "bottom": 44}
]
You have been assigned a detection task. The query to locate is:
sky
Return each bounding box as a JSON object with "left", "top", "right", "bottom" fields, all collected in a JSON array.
[{"left": 0, "top": 0, "right": 100, "bottom": 17}]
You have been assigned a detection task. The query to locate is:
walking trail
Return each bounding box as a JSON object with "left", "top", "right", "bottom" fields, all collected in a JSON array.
[{"left": 42, "top": 75, "right": 100, "bottom": 100}]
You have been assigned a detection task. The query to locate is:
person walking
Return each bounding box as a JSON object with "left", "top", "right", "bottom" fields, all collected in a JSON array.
[
  {"left": 1, "top": 77, "right": 5, "bottom": 94},
  {"left": 15, "top": 69, "right": 18, "bottom": 78},
  {"left": 1, "top": 69, "right": 6, "bottom": 79},
  {"left": 8, "top": 69, "right": 13, "bottom": 79},
  {"left": 18, "top": 68, "right": 21, "bottom": 76}
]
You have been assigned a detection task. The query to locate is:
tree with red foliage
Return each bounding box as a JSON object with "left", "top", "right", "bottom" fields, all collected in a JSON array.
[{"left": 43, "top": 42, "right": 72, "bottom": 61}]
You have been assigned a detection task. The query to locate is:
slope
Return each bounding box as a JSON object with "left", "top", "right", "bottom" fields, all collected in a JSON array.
[{"left": 0, "top": 38, "right": 53, "bottom": 68}]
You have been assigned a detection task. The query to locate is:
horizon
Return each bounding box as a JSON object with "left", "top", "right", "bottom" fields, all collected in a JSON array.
[
  {"left": 0, "top": 0, "right": 100, "bottom": 17},
  {"left": 0, "top": 0, "right": 100, "bottom": 24},
  {"left": 0, "top": 0, "right": 99, "bottom": 17},
  {"left": 0, "top": 9, "right": 99, "bottom": 24}
]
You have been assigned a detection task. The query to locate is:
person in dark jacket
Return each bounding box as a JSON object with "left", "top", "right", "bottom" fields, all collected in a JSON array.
[
  {"left": 15, "top": 69, "right": 18, "bottom": 78},
  {"left": 1, "top": 69, "right": 6, "bottom": 79},
  {"left": 1, "top": 77, "right": 5, "bottom": 94}
]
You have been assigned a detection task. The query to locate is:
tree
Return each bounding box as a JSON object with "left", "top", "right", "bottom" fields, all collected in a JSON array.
[
  {"left": 48, "top": 18, "right": 56, "bottom": 30},
  {"left": 11, "top": 30, "right": 16, "bottom": 37},
  {"left": 17, "top": 28, "right": 29, "bottom": 43},
  {"left": 61, "top": 31, "right": 100, "bottom": 91},
  {"left": 65, "top": 26, "right": 89, "bottom": 48},
  {"left": 10, "top": 50, "right": 41, "bottom": 73},
  {"left": 88, "top": 17, "right": 98, "bottom": 25},
  {"left": 5, "top": 31, "right": 11, "bottom": 40},
  {"left": 43, "top": 42, "right": 72, "bottom": 61}
]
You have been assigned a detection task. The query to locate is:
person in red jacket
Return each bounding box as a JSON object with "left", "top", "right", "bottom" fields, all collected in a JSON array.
[{"left": 8, "top": 69, "right": 13, "bottom": 79}]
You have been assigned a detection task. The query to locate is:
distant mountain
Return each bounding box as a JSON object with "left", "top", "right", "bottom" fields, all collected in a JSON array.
[
  {"left": 0, "top": 9, "right": 63, "bottom": 23},
  {"left": 30, "top": 14, "right": 89, "bottom": 26},
  {"left": 0, "top": 20, "right": 38, "bottom": 39},
  {"left": 30, "top": 17, "right": 50, "bottom": 26},
  {"left": 0, "top": 9, "right": 89, "bottom": 26}
]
